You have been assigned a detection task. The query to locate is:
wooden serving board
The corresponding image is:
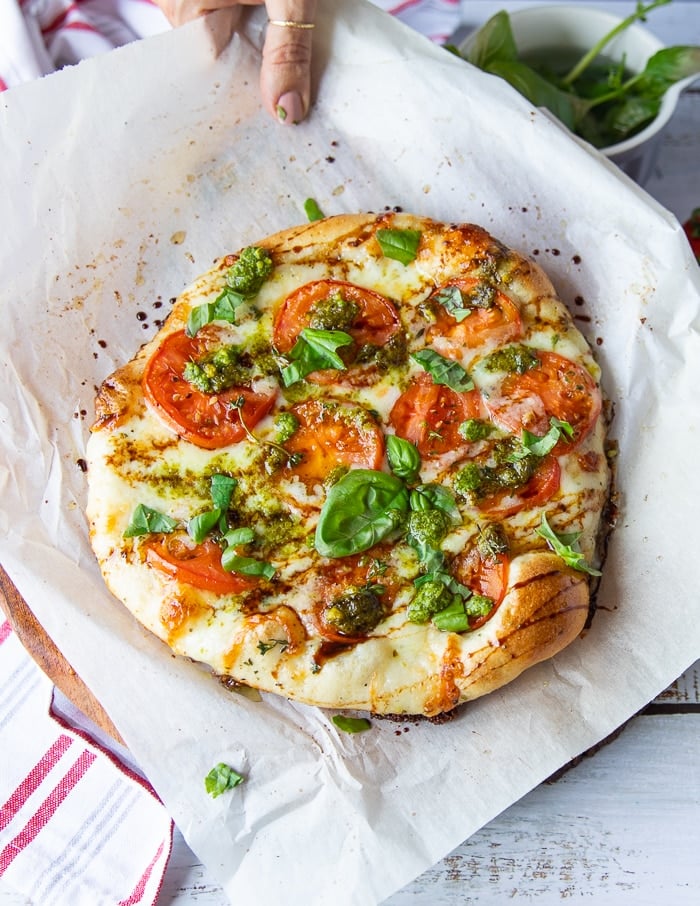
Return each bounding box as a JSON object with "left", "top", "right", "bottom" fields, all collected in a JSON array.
[{"left": 0, "top": 563, "right": 123, "bottom": 744}]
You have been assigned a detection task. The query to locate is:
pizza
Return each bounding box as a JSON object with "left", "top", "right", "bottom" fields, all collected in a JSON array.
[{"left": 86, "top": 212, "right": 610, "bottom": 718}]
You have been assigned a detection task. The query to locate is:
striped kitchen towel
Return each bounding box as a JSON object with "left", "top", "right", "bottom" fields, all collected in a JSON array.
[{"left": 0, "top": 620, "right": 173, "bottom": 905}]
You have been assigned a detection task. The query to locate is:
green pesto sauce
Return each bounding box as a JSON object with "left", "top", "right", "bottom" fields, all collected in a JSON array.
[
  {"left": 324, "top": 584, "right": 385, "bottom": 635},
  {"left": 407, "top": 580, "right": 453, "bottom": 624},
  {"left": 454, "top": 438, "right": 538, "bottom": 501},
  {"left": 406, "top": 509, "right": 450, "bottom": 549},
  {"left": 356, "top": 331, "right": 408, "bottom": 372},
  {"left": 308, "top": 292, "right": 359, "bottom": 331},
  {"left": 183, "top": 346, "right": 248, "bottom": 394},
  {"left": 483, "top": 344, "right": 539, "bottom": 374},
  {"left": 458, "top": 418, "right": 493, "bottom": 442},
  {"left": 226, "top": 246, "right": 273, "bottom": 296}
]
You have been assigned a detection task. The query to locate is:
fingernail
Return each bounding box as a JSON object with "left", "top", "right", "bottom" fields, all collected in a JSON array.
[{"left": 276, "top": 91, "right": 304, "bottom": 125}]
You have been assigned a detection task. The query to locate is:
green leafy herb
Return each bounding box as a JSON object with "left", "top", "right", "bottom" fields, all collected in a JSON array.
[
  {"left": 536, "top": 513, "right": 602, "bottom": 576},
  {"left": 280, "top": 328, "right": 353, "bottom": 386},
  {"left": 314, "top": 469, "right": 409, "bottom": 558},
  {"left": 124, "top": 504, "right": 178, "bottom": 538},
  {"left": 187, "top": 509, "right": 224, "bottom": 544},
  {"left": 186, "top": 291, "right": 247, "bottom": 338},
  {"left": 222, "top": 527, "right": 256, "bottom": 546},
  {"left": 332, "top": 714, "right": 372, "bottom": 733},
  {"left": 211, "top": 474, "right": 237, "bottom": 511},
  {"left": 257, "top": 638, "right": 288, "bottom": 654},
  {"left": 462, "top": 1, "right": 700, "bottom": 149},
  {"left": 508, "top": 417, "right": 574, "bottom": 460},
  {"left": 204, "top": 762, "right": 244, "bottom": 798},
  {"left": 221, "top": 551, "right": 276, "bottom": 580},
  {"left": 433, "top": 283, "right": 496, "bottom": 322},
  {"left": 409, "top": 484, "right": 461, "bottom": 525},
  {"left": 411, "top": 348, "right": 474, "bottom": 392},
  {"left": 376, "top": 228, "right": 422, "bottom": 265},
  {"left": 386, "top": 435, "right": 421, "bottom": 483},
  {"left": 304, "top": 198, "right": 325, "bottom": 222}
]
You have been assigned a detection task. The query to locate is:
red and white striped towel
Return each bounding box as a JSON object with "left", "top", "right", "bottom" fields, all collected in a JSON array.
[{"left": 0, "top": 620, "right": 172, "bottom": 905}]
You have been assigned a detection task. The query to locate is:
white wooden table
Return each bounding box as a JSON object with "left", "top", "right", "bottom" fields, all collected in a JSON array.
[{"left": 2, "top": 2, "right": 699, "bottom": 904}]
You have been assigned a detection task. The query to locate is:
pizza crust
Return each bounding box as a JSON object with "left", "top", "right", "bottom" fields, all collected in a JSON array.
[{"left": 87, "top": 212, "right": 610, "bottom": 718}]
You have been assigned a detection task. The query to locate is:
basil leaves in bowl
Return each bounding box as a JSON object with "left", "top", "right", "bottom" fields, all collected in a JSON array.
[{"left": 458, "top": 1, "right": 700, "bottom": 184}]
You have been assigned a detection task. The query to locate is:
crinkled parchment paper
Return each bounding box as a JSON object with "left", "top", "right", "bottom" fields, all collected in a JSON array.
[{"left": 1, "top": 2, "right": 699, "bottom": 903}]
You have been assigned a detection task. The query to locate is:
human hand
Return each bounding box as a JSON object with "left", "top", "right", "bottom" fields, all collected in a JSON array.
[{"left": 153, "top": 0, "right": 316, "bottom": 125}]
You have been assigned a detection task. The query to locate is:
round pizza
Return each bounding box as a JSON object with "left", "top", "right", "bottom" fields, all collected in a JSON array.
[{"left": 86, "top": 212, "right": 610, "bottom": 718}]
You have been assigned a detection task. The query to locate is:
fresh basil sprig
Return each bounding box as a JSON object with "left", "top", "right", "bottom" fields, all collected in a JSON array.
[
  {"left": 186, "top": 474, "right": 238, "bottom": 542},
  {"left": 376, "top": 228, "right": 422, "bottom": 265},
  {"left": 186, "top": 290, "right": 247, "bottom": 338},
  {"left": 314, "top": 469, "right": 409, "bottom": 558},
  {"left": 411, "top": 348, "right": 474, "bottom": 392},
  {"left": 280, "top": 328, "right": 353, "bottom": 386},
  {"left": 386, "top": 435, "right": 421, "bottom": 483},
  {"left": 536, "top": 513, "right": 601, "bottom": 576},
  {"left": 124, "top": 504, "right": 178, "bottom": 538}
]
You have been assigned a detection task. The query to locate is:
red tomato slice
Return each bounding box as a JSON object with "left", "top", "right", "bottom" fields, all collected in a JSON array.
[
  {"left": 142, "top": 330, "right": 276, "bottom": 449},
  {"left": 426, "top": 278, "right": 523, "bottom": 348},
  {"left": 453, "top": 544, "right": 510, "bottom": 629},
  {"left": 485, "top": 351, "right": 602, "bottom": 451},
  {"left": 145, "top": 537, "right": 257, "bottom": 594},
  {"left": 283, "top": 399, "right": 385, "bottom": 484},
  {"left": 272, "top": 279, "right": 400, "bottom": 354},
  {"left": 389, "top": 374, "right": 486, "bottom": 458},
  {"left": 477, "top": 455, "right": 561, "bottom": 518}
]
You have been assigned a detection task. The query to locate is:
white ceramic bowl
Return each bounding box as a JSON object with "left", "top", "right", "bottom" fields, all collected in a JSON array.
[{"left": 460, "top": 4, "right": 698, "bottom": 184}]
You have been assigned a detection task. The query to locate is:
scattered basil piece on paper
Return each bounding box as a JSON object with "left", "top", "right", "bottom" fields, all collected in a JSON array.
[
  {"left": 332, "top": 715, "right": 372, "bottom": 734},
  {"left": 304, "top": 198, "right": 325, "bottom": 222},
  {"left": 205, "top": 762, "right": 244, "bottom": 798}
]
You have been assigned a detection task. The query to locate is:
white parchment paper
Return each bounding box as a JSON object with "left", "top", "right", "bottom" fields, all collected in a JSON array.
[{"left": 1, "top": 3, "right": 700, "bottom": 903}]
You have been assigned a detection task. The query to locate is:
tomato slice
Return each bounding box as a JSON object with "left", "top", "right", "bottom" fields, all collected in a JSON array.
[
  {"left": 283, "top": 398, "right": 385, "bottom": 484},
  {"left": 142, "top": 330, "right": 276, "bottom": 449},
  {"left": 485, "top": 351, "right": 602, "bottom": 451},
  {"left": 477, "top": 454, "right": 561, "bottom": 518},
  {"left": 145, "top": 537, "right": 257, "bottom": 594},
  {"left": 453, "top": 544, "right": 509, "bottom": 629},
  {"left": 272, "top": 279, "right": 400, "bottom": 354},
  {"left": 389, "top": 374, "right": 486, "bottom": 458},
  {"left": 426, "top": 278, "right": 523, "bottom": 348}
]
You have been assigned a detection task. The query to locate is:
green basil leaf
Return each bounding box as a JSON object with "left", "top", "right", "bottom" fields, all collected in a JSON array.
[
  {"left": 186, "top": 288, "right": 247, "bottom": 338},
  {"left": 411, "top": 349, "right": 474, "bottom": 392},
  {"left": 386, "top": 435, "right": 421, "bottom": 483},
  {"left": 210, "top": 474, "right": 237, "bottom": 511},
  {"left": 315, "top": 469, "right": 409, "bottom": 558},
  {"left": 221, "top": 551, "right": 276, "bottom": 580},
  {"left": 635, "top": 46, "right": 700, "bottom": 99},
  {"left": 432, "top": 286, "right": 473, "bottom": 322},
  {"left": 332, "top": 715, "right": 372, "bottom": 734},
  {"left": 204, "top": 762, "right": 244, "bottom": 798},
  {"left": 536, "top": 513, "right": 602, "bottom": 576},
  {"left": 124, "top": 504, "right": 178, "bottom": 538},
  {"left": 222, "top": 527, "right": 256, "bottom": 546},
  {"left": 280, "top": 328, "right": 353, "bottom": 386},
  {"left": 464, "top": 10, "right": 518, "bottom": 69},
  {"left": 187, "top": 509, "right": 222, "bottom": 544},
  {"left": 304, "top": 198, "right": 325, "bottom": 222},
  {"left": 431, "top": 598, "right": 470, "bottom": 633},
  {"left": 516, "top": 417, "right": 574, "bottom": 458},
  {"left": 376, "top": 228, "right": 422, "bottom": 266},
  {"left": 410, "top": 484, "right": 461, "bottom": 525}
]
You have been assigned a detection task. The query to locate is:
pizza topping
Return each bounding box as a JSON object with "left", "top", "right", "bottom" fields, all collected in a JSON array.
[
  {"left": 536, "top": 513, "right": 601, "bottom": 575},
  {"left": 315, "top": 468, "right": 409, "bottom": 558},
  {"left": 324, "top": 583, "right": 386, "bottom": 636},
  {"left": 182, "top": 345, "right": 248, "bottom": 394},
  {"left": 426, "top": 279, "right": 524, "bottom": 349},
  {"left": 484, "top": 343, "right": 540, "bottom": 374},
  {"left": 274, "top": 411, "right": 300, "bottom": 442},
  {"left": 280, "top": 328, "right": 354, "bottom": 386},
  {"left": 145, "top": 535, "right": 258, "bottom": 594},
  {"left": 307, "top": 292, "right": 360, "bottom": 331},
  {"left": 124, "top": 503, "right": 178, "bottom": 538},
  {"left": 386, "top": 435, "right": 421, "bottom": 483},
  {"left": 458, "top": 418, "right": 493, "bottom": 442},
  {"left": 411, "top": 348, "right": 474, "bottom": 392},
  {"left": 375, "top": 228, "right": 422, "bottom": 265},
  {"left": 143, "top": 330, "right": 277, "bottom": 449}
]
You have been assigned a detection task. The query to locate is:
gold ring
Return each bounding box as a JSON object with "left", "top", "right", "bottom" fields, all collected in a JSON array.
[{"left": 268, "top": 19, "right": 315, "bottom": 29}]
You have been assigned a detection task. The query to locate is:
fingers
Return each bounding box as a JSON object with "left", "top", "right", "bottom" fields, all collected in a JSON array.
[
  {"left": 261, "top": 0, "right": 317, "bottom": 124},
  {"left": 154, "top": 0, "right": 263, "bottom": 29}
]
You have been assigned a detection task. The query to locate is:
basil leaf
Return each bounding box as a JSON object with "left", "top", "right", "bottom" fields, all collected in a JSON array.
[
  {"left": 280, "top": 328, "right": 353, "bottom": 386},
  {"left": 635, "top": 46, "right": 700, "bottom": 99},
  {"left": 411, "top": 349, "right": 474, "bottom": 392},
  {"left": 210, "top": 474, "right": 237, "bottom": 511},
  {"left": 332, "top": 715, "right": 372, "bottom": 734},
  {"left": 515, "top": 417, "right": 574, "bottom": 459},
  {"left": 536, "top": 513, "right": 602, "bottom": 576},
  {"left": 464, "top": 10, "right": 518, "bottom": 69},
  {"left": 386, "top": 435, "right": 421, "bottom": 483},
  {"left": 187, "top": 509, "right": 222, "bottom": 544},
  {"left": 431, "top": 598, "right": 470, "bottom": 633},
  {"left": 304, "top": 198, "right": 325, "bottom": 222},
  {"left": 315, "top": 469, "right": 409, "bottom": 558},
  {"left": 204, "top": 762, "right": 244, "bottom": 798},
  {"left": 186, "top": 288, "right": 247, "bottom": 338},
  {"left": 432, "top": 286, "right": 472, "bottom": 322},
  {"left": 410, "top": 484, "right": 461, "bottom": 525},
  {"left": 221, "top": 551, "right": 276, "bottom": 580},
  {"left": 124, "top": 504, "right": 178, "bottom": 538},
  {"left": 222, "top": 527, "right": 256, "bottom": 546},
  {"left": 376, "top": 228, "right": 422, "bottom": 266}
]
